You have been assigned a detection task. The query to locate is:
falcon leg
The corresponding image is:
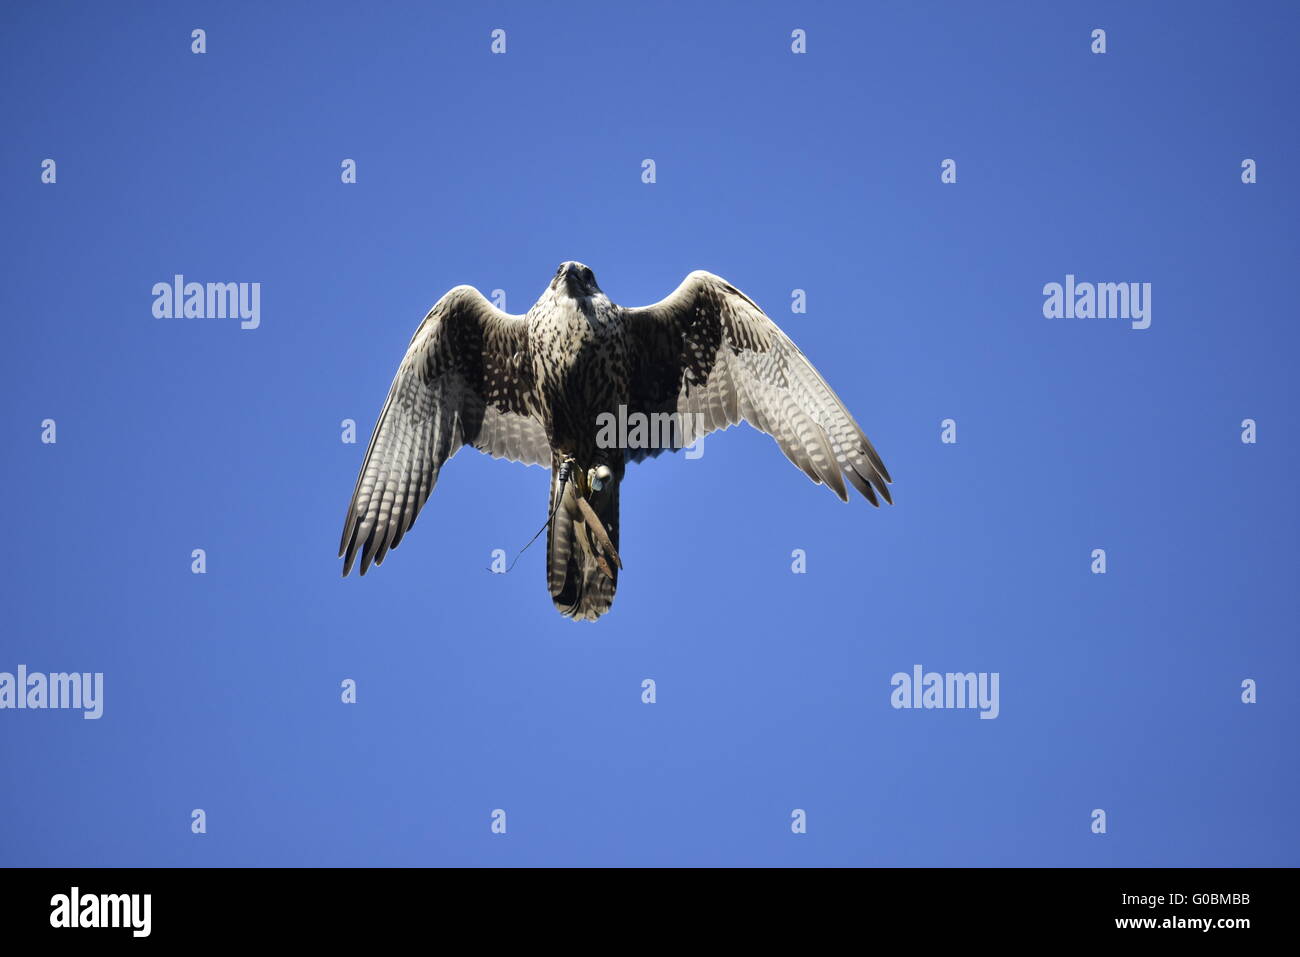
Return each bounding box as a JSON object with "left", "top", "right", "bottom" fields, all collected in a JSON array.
[
  {"left": 559, "top": 459, "right": 623, "bottom": 579},
  {"left": 555, "top": 457, "right": 576, "bottom": 498},
  {"left": 575, "top": 494, "right": 622, "bottom": 573}
]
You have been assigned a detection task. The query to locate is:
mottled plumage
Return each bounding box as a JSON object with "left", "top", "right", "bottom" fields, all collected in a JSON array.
[{"left": 340, "top": 262, "right": 892, "bottom": 620}]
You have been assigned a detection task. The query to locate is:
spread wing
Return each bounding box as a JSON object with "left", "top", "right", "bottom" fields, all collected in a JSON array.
[
  {"left": 340, "top": 285, "right": 549, "bottom": 575},
  {"left": 621, "top": 270, "right": 891, "bottom": 504}
]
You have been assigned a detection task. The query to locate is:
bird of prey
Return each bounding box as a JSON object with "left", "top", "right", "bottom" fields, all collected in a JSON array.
[{"left": 339, "top": 262, "right": 892, "bottom": 620}]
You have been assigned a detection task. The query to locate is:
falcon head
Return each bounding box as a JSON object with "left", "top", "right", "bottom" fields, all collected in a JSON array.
[{"left": 552, "top": 261, "right": 601, "bottom": 298}]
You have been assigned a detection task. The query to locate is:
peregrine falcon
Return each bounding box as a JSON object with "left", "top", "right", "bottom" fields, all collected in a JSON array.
[{"left": 339, "top": 262, "right": 892, "bottom": 620}]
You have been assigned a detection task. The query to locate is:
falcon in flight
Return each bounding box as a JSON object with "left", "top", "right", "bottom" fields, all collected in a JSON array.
[{"left": 340, "top": 262, "right": 892, "bottom": 620}]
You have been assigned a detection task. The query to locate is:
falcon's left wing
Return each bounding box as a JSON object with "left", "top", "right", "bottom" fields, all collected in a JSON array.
[
  {"left": 340, "top": 285, "right": 549, "bottom": 576},
  {"left": 621, "top": 270, "right": 891, "bottom": 504}
]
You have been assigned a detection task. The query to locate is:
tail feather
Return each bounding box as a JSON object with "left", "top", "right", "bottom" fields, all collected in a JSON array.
[{"left": 547, "top": 457, "right": 620, "bottom": 621}]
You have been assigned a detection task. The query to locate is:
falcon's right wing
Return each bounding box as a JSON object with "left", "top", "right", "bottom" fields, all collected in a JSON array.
[{"left": 340, "top": 285, "right": 550, "bottom": 576}]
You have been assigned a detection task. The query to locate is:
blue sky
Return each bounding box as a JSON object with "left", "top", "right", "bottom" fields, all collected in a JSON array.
[{"left": 1, "top": 0, "right": 1296, "bottom": 866}]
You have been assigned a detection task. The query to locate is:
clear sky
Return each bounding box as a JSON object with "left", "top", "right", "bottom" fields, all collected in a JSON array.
[{"left": 1, "top": 0, "right": 1296, "bottom": 866}]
